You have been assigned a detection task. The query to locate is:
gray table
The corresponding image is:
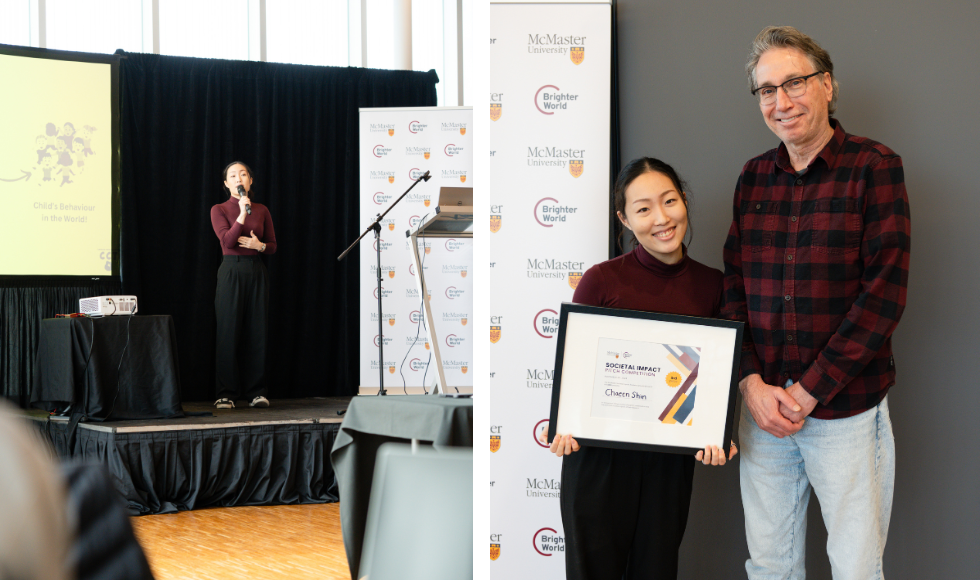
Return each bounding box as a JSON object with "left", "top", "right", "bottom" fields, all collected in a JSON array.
[{"left": 330, "top": 395, "right": 473, "bottom": 580}]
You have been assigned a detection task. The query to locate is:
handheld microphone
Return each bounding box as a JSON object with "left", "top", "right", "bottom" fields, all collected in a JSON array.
[{"left": 237, "top": 185, "right": 251, "bottom": 215}]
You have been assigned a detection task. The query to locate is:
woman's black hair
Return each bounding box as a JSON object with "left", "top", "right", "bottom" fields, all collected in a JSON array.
[
  {"left": 613, "top": 157, "right": 693, "bottom": 251},
  {"left": 222, "top": 161, "right": 254, "bottom": 195}
]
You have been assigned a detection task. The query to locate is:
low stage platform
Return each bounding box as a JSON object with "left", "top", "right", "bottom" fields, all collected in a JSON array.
[{"left": 30, "top": 397, "right": 351, "bottom": 515}]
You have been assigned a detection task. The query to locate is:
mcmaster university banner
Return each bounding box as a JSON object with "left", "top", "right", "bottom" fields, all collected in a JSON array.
[
  {"left": 358, "top": 107, "right": 474, "bottom": 394},
  {"left": 484, "top": 1, "right": 612, "bottom": 575}
]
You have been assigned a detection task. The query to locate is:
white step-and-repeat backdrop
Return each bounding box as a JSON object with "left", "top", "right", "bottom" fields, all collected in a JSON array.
[
  {"left": 358, "top": 107, "right": 473, "bottom": 394},
  {"left": 484, "top": 1, "right": 611, "bottom": 575}
]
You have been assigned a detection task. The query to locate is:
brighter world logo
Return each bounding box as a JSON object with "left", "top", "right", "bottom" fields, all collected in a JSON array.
[
  {"left": 533, "top": 309, "right": 559, "bottom": 338},
  {"left": 534, "top": 85, "right": 580, "bottom": 115},
  {"left": 532, "top": 528, "right": 565, "bottom": 556},
  {"left": 534, "top": 197, "right": 579, "bottom": 227}
]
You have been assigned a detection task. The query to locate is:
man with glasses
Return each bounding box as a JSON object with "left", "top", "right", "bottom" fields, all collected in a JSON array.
[{"left": 721, "top": 26, "right": 910, "bottom": 578}]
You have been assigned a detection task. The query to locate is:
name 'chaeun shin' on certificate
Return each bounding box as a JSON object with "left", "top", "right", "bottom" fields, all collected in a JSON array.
[{"left": 591, "top": 337, "right": 701, "bottom": 426}]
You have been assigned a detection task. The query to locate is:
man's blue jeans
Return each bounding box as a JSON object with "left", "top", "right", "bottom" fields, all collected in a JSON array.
[{"left": 739, "top": 395, "right": 895, "bottom": 580}]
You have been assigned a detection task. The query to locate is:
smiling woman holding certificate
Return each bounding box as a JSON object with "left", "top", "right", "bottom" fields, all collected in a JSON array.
[{"left": 549, "top": 158, "right": 737, "bottom": 580}]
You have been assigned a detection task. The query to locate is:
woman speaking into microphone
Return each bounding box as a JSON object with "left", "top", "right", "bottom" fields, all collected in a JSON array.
[{"left": 210, "top": 161, "right": 277, "bottom": 409}]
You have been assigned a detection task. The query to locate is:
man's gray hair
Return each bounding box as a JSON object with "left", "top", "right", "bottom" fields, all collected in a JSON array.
[{"left": 746, "top": 26, "right": 839, "bottom": 114}]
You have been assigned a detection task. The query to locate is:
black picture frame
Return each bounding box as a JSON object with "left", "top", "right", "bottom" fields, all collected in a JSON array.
[{"left": 547, "top": 302, "right": 744, "bottom": 456}]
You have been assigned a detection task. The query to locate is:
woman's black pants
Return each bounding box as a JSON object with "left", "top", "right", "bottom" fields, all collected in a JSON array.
[
  {"left": 214, "top": 255, "right": 269, "bottom": 402},
  {"left": 560, "top": 446, "right": 695, "bottom": 580}
]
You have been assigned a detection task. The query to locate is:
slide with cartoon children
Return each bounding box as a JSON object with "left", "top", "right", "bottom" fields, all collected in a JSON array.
[{"left": 0, "top": 50, "right": 114, "bottom": 276}]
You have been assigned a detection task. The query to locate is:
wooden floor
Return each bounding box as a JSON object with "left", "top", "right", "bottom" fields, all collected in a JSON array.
[{"left": 131, "top": 503, "right": 350, "bottom": 580}]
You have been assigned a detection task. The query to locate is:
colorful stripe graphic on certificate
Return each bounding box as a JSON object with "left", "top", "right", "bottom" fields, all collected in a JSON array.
[{"left": 659, "top": 345, "right": 700, "bottom": 426}]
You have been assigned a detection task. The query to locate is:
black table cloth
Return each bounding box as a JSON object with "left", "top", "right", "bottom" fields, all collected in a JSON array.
[
  {"left": 32, "top": 315, "right": 184, "bottom": 420},
  {"left": 330, "top": 395, "right": 473, "bottom": 580}
]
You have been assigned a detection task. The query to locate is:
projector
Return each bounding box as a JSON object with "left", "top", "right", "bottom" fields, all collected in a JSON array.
[{"left": 79, "top": 296, "right": 138, "bottom": 316}]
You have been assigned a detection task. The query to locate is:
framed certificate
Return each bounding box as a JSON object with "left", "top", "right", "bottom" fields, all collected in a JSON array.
[{"left": 547, "top": 303, "right": 744, "bottom": 456}]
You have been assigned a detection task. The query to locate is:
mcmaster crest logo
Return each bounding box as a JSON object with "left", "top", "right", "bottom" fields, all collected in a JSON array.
[
  {"left": 406, "top": 192, "right": 430, "bottom": 206},
  {"left": 490, "top": 532, "right": 503, "bottom": 560},
  {"left": 570, "top": 46, "right": 585, "bottom": 65},
  {"left": 369, "top": 123, "right": 396, "bottom": 134},
  {"left": 490, "top": 315, "right": 503, "bottom": 344},
  {"left": 534, "top": 85, "right": 580, "bottom": 115},
  {"left": 407, "top": 239, "right": 432, "bottom": 254},
  {"left": 490, "top": 204, "right": 503, "bottom": 233},
  {"left": 441, "top": 169, "right": 468, "bottom": 183},
  {"left": 442, "top": 358, "right": 468, "bottom": 372},
  {"left": 534, "top": 309, "right": 559, "bottom": 338},
  {"left": 442, "top": 311, "right": 468, "bottom": 325},
  {"left": 405, "top": 287, "right": 432, "bottom": 300},
  {"left": 405, "top": 146, "right": 432, "bottom": 158},
  {"left": 369, "top": 312, "right": 397, "bottom": 325},
  {"left": 534, "top": 197, "right": 579, "bottom": 227},
  {"left": 370, "top": 170, "right": 396, "bottom": 184},
  {"left": 442, "top": 264, "right": 468, "bottom": 277},
  {"left": 369, "top": 265, "right": 396, "bottom": 278},
  {"left": 369, "top": 359, "right": 398, "bottom": 373},
  {"left": 490, "top": 93, "right": 503, "bottom": 120},
  {"left": 441, "top": 122, "right": 468, "bottom": 135}
]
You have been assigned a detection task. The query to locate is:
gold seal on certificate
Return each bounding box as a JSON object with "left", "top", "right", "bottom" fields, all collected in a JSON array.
[{"left": 548, "top": 303, "right": 744, "bottom": 455}]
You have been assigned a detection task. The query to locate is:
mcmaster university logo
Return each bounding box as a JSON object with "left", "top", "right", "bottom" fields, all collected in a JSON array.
[
  {"left": 490, "top": 315, "right": 503, "bottom": 344},
  {"left": 490, "top": 204, "right": 503, "bottom": 233},
  {"left": 490, "top": 92, "right": 503, "bottom": 121}
]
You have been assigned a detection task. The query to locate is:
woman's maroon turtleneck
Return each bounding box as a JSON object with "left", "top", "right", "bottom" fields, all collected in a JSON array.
[{"left": 572, "top": 245, "right": 722, "bottom": 318}]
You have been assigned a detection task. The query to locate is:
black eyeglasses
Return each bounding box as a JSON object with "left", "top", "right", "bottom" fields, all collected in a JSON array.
[{"left": 751, "top": 71, "right": 825, "bottom": 105}]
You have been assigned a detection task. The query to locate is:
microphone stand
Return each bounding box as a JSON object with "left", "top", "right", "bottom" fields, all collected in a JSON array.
[{"left": 338, "top": 170, "right": 431, "bottom": 396}]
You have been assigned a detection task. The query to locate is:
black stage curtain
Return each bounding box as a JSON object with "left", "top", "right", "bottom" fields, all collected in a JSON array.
[
  {"left": 1, "top": 282, "right": 121, "bottom": 406},
  {"left": 119, "top": 54, "right": 437, "bottom": 402},
  {"left": 42, "top": 421, "right": 340, "bottom": 515},
  {"left": 0, "top": 53, "right": 438, "bottom": 406}
]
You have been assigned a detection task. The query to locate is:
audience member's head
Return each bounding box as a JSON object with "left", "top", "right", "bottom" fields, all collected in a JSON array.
[{"left": 0, "top": 402, "right": 73, "bottom": 580}]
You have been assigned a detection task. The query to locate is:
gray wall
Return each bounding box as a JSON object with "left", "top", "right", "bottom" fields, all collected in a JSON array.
[{"left": 615, "top": 1, "right": 980, "bottom": 578}]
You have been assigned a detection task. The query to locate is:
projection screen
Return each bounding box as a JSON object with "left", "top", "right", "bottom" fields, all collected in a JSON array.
[{"left": 0, "top": 44, "right": 120, "bottom": 279}]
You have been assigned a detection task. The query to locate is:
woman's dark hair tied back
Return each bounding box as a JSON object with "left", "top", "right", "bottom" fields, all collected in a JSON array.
[{"left": 613, "top": 157, "right": 693, "bottom": 251}]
